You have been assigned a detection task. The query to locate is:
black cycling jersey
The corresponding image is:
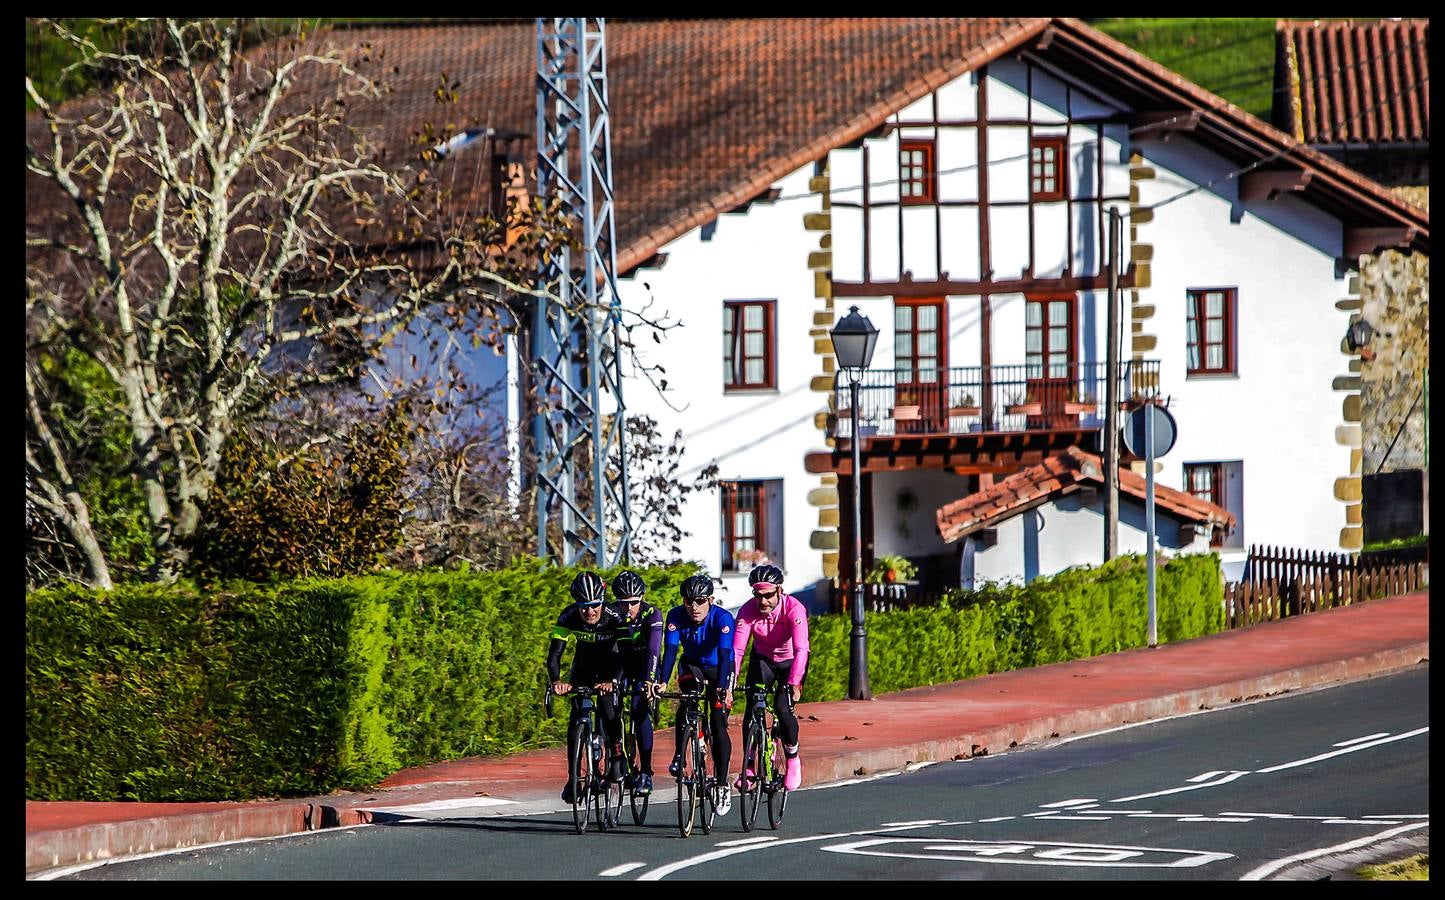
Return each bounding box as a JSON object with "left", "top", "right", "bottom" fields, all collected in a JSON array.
[
  {"left": 606, "top": 599, "right": 663, "bottom": 682},
  {"left": 546, "top": 603, "right": 625, "bottom": 685}
]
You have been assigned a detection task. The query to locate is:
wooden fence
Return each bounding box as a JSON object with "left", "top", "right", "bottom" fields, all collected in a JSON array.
[{"left": 1224, "top": 544, "right": 1428, "bottom": 628}]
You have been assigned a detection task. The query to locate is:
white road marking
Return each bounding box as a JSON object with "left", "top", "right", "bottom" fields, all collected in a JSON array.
[
  {"left": 359, "top": 796, "right": 516, "bottom": 814},
  {"left": 635, "top": 821, "right": 969, "bottom": 880},
  {"left": 1239, "top": 821, "right": 1430, "bottom": 880},
  {"left": 1178, "top": 817, "right": 1254, "bottom": 823},
  {"left": 1024, "top": 811, "right": 1061, "bottom": 817},
  {"left": 1046, "top": 815, "right": 1112, "bottom": 821},
  {"left": 715, "top": 836, "right": 779, "bottom": 847},
  {"left": 1039, "top": 798, "right": 1098, "bottom": 808},
  {"left": 879, "top": 819, "right": 945, "bottom": 827},
  {"left": 1129, "top": 813, "right": 1202, "bottom": 818},
  {"left": 1333, "top": 732, "right": 1390, "bottom": 747},
  {"left": 599, "top": 862, "right": 647, "bottom": 876},
  {"left": 1187, "top": 771, "right": 1227, "bottom": 782},
  {"left": 1112, "top": 770, "right": 1250, "bottom": 802},
  {"left": 1364, "top": 814, "right": 1428, "bottom": 819},
  {"left": 977, "top": 816, "right": 1016, "bottom": 822},
  {"left": 822, "top": 837, "right": 1232, "bottom": 868},
  {"left": 1256, "top": 727, "right": 1428, "bottom": 773},
  {"left": 1323, "top": 819, "right": 1401, "bottom": 825}
]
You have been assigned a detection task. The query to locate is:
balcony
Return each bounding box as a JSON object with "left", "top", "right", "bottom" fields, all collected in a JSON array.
[{"left": 831, "top": 360, "right": 1161, "bottom": 439}]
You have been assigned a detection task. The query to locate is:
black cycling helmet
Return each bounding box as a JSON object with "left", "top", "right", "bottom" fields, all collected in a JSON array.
[
  {"left": 569, "top": 571, "right": 607, "bottom": 605},
  {"left": 679, "top": 574, "right": 714, "bottom": 602},
  {"left": 611, "top": 570, "right": 647, "bottom": 600},
  {"left": 748, "top": 564, "right": 784, "bottom": 589}
]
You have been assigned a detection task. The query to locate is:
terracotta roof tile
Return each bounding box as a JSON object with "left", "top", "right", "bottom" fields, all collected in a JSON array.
[
  {"left": 936, "top": 445, "right": 1234, "bottom": 543},
  {"left": 1275, "top": 19, "right": 1429, "bottom": 146}
]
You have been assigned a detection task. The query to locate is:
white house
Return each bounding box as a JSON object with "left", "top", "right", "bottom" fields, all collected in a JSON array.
[{"left": 223, "top": 19, "right": 1429, "bottom": 603}]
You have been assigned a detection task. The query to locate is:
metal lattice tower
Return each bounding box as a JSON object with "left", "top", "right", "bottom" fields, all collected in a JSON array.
[{"left": 532, "top": 17, "right": 632, "bottom": 566}]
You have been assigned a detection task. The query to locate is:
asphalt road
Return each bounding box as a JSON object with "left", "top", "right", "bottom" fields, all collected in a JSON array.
[{"left": 59, "top": 667, "right": 1429, "bottom": 881}]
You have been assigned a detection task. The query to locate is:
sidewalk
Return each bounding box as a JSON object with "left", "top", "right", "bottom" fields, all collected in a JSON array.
[{"left": 26, "top": 589, "right": 1429, "bottom": 877}]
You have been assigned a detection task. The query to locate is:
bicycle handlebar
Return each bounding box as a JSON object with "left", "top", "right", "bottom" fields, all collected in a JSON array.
[{"left": 655, "top": 690, "right": 707, "bottom": 701}]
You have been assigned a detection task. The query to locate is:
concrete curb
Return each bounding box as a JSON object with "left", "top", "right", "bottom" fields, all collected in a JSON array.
[{"left": 26, "top": 642, "right": 1429, "bottom": 877}]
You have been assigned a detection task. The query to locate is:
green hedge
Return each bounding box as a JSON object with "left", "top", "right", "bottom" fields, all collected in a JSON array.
[
  {"left": 26, "top": 559, "right": 697, "bottom": 801},
  {"left": 801, "top": 553, "right": 1223, "bottom": 702},
  {"left": 28, "top": 554, "right": 1221, "bottom": 800}
]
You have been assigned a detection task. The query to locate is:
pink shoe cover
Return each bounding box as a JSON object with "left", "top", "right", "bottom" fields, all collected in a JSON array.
[
  {"left": 734, "top": 767, "right": 756, "bottom": 791},
  {"left": 784, "top": 755, "right": 802, "bottom": 791}
]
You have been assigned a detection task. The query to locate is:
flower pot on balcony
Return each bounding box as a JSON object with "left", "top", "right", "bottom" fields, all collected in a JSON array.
[
  {"left": 1062, "top": 400, "right": 1093, "bottom": 415},
  {"left": 1006, "top": 402, "right": 1042, "bottom": 416}
]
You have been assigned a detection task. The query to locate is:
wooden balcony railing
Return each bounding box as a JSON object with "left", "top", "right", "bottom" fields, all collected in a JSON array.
[{"left": 832, "top": 360, "right": 1161, "bottom": 438}]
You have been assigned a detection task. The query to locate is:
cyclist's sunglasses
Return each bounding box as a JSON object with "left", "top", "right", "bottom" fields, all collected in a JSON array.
[
  {"left": 751, "top": 585, "right": 780, "bottom": 597},
  {"left": 617, "top": 597, "right": 642, "bottom": 605},
  {"left": 682, "top": 597, "right": 712, "bottom": 606}
]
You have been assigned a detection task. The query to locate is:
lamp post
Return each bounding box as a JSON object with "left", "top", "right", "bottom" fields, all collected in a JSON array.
[{"left": 830, "top": 306, "right": 879, "bottom": 701}]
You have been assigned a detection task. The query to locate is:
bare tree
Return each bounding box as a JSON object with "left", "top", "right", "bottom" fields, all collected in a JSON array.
[{"left": 24, "top": 18, "right": 558, "bottom": 587}]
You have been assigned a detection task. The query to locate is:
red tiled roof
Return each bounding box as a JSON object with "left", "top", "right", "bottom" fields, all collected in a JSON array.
[
  {"left": 935, "top": 446, "right": 1235, "bottom": 544},
  {"left": 27, "top": 17, "right": 1429, "bottom": 278},
  {"left": 290, "top": 18, "right": 1050, "bottom": 273},
  {"left": 1274, "top": 19, "right": 1430, "bottom": 146}
]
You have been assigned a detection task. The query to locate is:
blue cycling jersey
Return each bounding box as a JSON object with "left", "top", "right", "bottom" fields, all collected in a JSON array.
[{"left": 659, "top": 603, "right": 736, "bottom": 690}]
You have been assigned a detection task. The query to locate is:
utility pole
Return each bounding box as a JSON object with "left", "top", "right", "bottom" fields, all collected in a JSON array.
[
  {"left": 532, "top": 18, "right": 632, "bottom": 566},
  {"left": 1103, "top": 206, "right": 1122, "bottom": 560}
]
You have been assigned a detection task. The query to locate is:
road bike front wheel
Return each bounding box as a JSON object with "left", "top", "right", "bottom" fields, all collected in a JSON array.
[
  {"left": 675, "top": 723, "right": 697, "bottom": 838},
  {"left": 739, "top": 718, "right": 765, "bottom": 832},
  {"left": 570, "top": 724, "right": 591, "bottom": 835},
  {"left": 627, "top": 737, "right": 649, "bottom": 826},
  {"left": 696, "top": 732, "right": 716, "bottom": 835},
  {"left": 590, "top": 735, "right": 612, "bottom": 831},
  {"left": 767, "top": 736, "right": 789, "bottom": 829}
]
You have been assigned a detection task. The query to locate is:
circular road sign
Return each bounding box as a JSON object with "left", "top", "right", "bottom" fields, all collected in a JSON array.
[{"left": 1121, "top": 403, "right": 1177, "bottom": 459}]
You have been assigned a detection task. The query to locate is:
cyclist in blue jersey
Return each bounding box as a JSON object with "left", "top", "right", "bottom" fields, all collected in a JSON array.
[
  {"left": 606, "top": 570, "right": 663, "bottom": 797},
  {"left": 547, "top": 571, "right": 626, "bottom": 805},
  {"left": 651, "top": 573, "right": 736, "bottom": 815}
]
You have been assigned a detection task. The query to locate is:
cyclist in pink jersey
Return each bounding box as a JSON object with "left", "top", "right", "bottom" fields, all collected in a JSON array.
[{"left": 730, "top": 564, "right": 810, "bottom": 791}]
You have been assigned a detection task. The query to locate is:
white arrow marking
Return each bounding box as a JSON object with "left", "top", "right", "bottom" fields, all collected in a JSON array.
[
  {"left": 715, "top": 836, "right": 780, "bottom": 847},
  {"left": 599, "top": 862, "right": 647, "bottom": 877},
  {"left": 1112, "top": 770, "right": 1250, "bottom": 801},
  {"left": 1256, "top": 727, "right": 1428, "bottom": 773},
  {"left": 1188, "top": 771, "right": 1227, "bottom": 782},
  {"left": 1332, "top": 732, "right": 1390, "bottom": 747}
]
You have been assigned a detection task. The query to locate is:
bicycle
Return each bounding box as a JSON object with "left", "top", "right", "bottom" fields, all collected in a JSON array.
[
  {"left": 737, "top": 682, "right": 790, "bottom": 831},
  {"left": 618, "top": 677, "right": 658, "bottom": 826},
  {"left": 546, "top": 683, "right": 623, "bottom": 834},
  {"left": 656, "top": 688, "right": 719, "bottom": 838}
]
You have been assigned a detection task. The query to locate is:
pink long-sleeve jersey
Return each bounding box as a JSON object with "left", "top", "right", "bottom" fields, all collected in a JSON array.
[{"left": 732, "top": 593, "right": 810, "bottom": 686}]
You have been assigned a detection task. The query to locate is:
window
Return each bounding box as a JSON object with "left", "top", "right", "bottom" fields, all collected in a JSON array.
[
  {"left": 723, "top": 300, "right": 776, "bottom": 390},
  {"left": 1025, "top": 295, "right": 1075, "bottom": 380},
  {"left": 899, "top": 139, "right": 936, "bottom": 205},
  {"left": 720, "top": 479, "right": 784, "bottom": 572},
  {"left": 1184, "top": 461, "right": 1243, "bottom": 549},
  {"left": 1186, "top": 288, "right": 1237, "bottom": 375},
  {"left": 1030, "top": 136, "right": 1067, "bottom": 201}
]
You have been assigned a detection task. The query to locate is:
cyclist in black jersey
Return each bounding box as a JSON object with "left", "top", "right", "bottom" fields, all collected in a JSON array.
[
  {"left": 547, "top": 571, "right": 626, "bottom": 804},
  {"left": 606, "top": 570, "right": 664, "bottom": 797}
]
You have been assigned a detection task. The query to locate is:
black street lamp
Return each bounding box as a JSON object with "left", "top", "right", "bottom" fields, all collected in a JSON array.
[{"left": 830, "top": 305, "right": 879, "bottom": 701}]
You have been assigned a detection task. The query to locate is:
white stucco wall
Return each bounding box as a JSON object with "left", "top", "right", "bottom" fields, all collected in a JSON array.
[
  {"left": 556, "top": 54, "right": 1360, "bottom": 601},
  {"left": 1134, "top": 137, "right": 1354, "bottom": 560},
  {"left": 870, "top": 469, "right": 976, "bottom": 559},
  {"left": 615, "top": 164, "right": 827, "bottom": 601},
  {"left": 970, "top": 493, "right": 1212, "bottom": 585}
]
